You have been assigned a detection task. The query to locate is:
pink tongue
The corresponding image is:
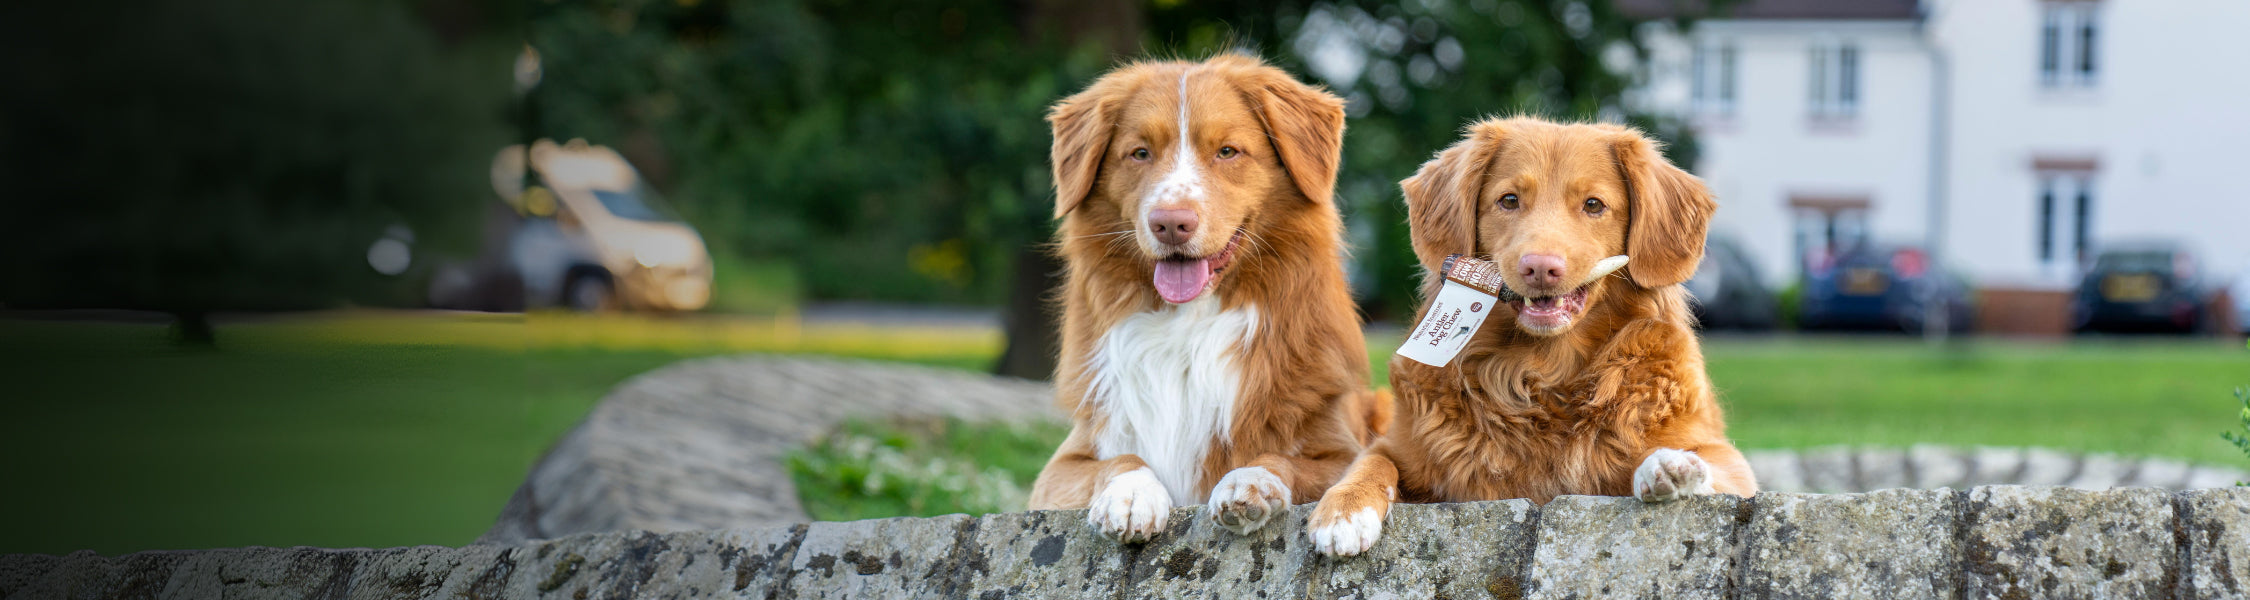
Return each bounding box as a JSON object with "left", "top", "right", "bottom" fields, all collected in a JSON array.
[{"left": 1153, "top": 259, "right": 1214, "bottom": 304}]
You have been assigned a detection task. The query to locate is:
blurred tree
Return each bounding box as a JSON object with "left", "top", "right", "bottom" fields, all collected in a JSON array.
[
  {"left": 521, "top": 0, "right": 1709, "bottom": 375},
  {"left": 529, "top": 0, "right": 1115, "bottom": 309},
  {"left": 0, "top": 0, "right": 517, "bottom": 342},
  {"left": 528, "top": 0, "right": 1134, "bottom": 378}
]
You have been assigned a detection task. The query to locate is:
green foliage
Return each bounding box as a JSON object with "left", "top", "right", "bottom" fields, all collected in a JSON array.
[
  {"left": 1775, "top": 280, "right": 1804, "bottom": 330},
  {"left": 530, "top": 0, "right": 1108, "bottom": 304},
  {"left": 705, "top": 257, "right": 802, "bottom": 315},
  {"left": 2223, "top": 386, "right": 2250, "bottom": 485},
  {"left": 787, "top": 418, "right": 1066, "bottom": 521},
  {"left": 0, "top": 0, "right": 518, "bottom": 314},
  {"left": 529, "top": 0, "right": 1703, "bottom": 312}
]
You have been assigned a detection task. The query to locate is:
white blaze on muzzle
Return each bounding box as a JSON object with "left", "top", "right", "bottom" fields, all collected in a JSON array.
[
  {"left": 1148, "top": 70, "right": 1221, "bottom": 304},
  {"left": 1142, "top": 72, "right": 1207, "bottom": 237}
]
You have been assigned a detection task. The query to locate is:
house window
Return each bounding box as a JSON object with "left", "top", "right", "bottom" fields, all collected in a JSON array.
[
  {"left": 1692, "top": 42, "right": 1737, "bottom": 115},
  {"left": 1808, "top": 41, "right": 1859, "bottom": 118},
  {"left": 1720, "top": 45, "right": 1738, "bottom": 112},
  {"left": 2041, "top": 2, "right": 2100, "bottom": 87},
  {"left": 2035, "top": 169, "right": 2096, "bottom": 278}
]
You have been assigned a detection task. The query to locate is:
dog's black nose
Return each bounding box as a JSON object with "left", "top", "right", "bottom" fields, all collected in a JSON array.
[
  {"left": 1519, "top": 254, "right": 1566, "bottom": 288},
  {"left": 1149, "top": 209, "right": 1198, "bottom": 246}
]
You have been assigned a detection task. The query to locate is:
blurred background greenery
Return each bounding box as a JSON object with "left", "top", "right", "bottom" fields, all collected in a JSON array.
[{"left": 1, "top": 0, "right": 1695, "bottom": 334}]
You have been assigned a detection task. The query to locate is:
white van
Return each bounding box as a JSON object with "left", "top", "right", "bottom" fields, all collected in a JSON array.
[{"left": 486, "top": 139, "right": 712, "bottom": 311}]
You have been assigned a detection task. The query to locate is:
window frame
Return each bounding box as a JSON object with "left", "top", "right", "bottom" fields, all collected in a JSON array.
[
  {"left": 1692, "top": 40, "right": 1737, "bottom": 116},
  {"left": 2040, "top": 1, "right": 2101, "bottom": 88},
  {"left": 1806, "top": 38, "right": 1860, "bottom": 120}
]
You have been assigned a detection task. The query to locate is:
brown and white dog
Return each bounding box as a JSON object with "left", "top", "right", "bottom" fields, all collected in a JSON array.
[
  {"left": 1027, "top": 55, "right": 1382, "bottom": 542},
  {"left": 1307, "top": 117, "right": 1757, "bottom": 556}
]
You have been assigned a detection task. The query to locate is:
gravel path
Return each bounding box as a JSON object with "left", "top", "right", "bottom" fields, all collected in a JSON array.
[{"left": 480, "top": 355, "right": 2247, "bottom": 544}]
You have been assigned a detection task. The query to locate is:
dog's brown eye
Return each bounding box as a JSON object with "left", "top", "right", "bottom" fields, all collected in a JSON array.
[
  {"left": 1497, "top": 193, "right": 1520, "bottom": 210},
  {"left": 1130, "top": 148, "right": 1150, "bottom": 161},
  {"left": 1583, "top": 198, "right": 1606, "bottom": 215},
  {"left": 1216, "top": 146, "right": 1239, "bottom": 159}
]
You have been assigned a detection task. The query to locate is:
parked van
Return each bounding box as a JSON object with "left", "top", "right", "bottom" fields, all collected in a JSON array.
[{"left": 484, "top": 139, "right": 712, "bottom": 312}]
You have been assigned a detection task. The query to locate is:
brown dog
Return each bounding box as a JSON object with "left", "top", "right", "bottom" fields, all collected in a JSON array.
[
  {"left": 1307, "top": 117, "right": 1756, "bottom": 556},
  {"left": 1027, "top": 55, "right": 1384, "bottom": 542}
]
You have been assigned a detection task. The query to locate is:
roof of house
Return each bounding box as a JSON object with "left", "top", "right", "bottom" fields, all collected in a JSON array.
[{"left": 1616, "top": 0, "right": 1922, "bottom": 21}]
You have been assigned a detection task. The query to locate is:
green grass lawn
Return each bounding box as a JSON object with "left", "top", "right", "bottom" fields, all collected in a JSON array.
[
  {"left": 792, "top": 334, "right": 2250, "bottom": 522},
  {"left": 0, "top": 311, "right": 994, "bottom": 556},
  {"left": 3, "top": 312, "right": 2244, "bottom": 554},
  {"left": 1706, "top": 336, "right": 2250, "bottom": 464}
]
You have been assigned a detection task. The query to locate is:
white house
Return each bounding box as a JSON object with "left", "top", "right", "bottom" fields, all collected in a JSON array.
[{"left": 1624, "top": 0, "right": 2250, "bottom": 330}]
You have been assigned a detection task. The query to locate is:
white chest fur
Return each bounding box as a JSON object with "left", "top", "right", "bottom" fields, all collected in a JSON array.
[{"left": 1085, "top": 295, "right": 1258, "bottom": 505}]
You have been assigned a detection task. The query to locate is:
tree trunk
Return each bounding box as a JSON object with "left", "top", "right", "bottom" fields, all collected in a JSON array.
[
  {"left": 993, "top": 0, "right": 1137, "bottom": 381},
  {"left": 992, "top": 246, "right": 1061, "bottom": 380},
  {"left": 171, "top": 310, "right": 215, "bottom": 346}
]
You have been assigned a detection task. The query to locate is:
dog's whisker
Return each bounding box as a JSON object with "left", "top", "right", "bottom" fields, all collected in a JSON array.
[
  {"left": 1067, "top": 229, "right": 1137, "bottom": 242},
  {"left": 1242, "top": 230, "right": 1277, "bottom": 256}
]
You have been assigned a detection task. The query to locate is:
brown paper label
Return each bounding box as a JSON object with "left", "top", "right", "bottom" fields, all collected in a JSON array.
[{"left": 1442, "top": 254, "right": 1504, "bottom": 296}]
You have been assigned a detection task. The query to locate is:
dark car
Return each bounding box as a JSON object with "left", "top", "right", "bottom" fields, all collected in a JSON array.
[
  {"left": 1798, "top": 243, "right": 1973, "bottom": 332},
  {"left": 2072, "top": 244, "right": 2203, "bottom": 333},
  {"left": 1687, "top": 235, "right": 1778, "bottom": 330}
]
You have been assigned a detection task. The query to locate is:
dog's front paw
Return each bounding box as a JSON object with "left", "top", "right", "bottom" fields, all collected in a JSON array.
[
  {"left": 1633, "top": 448, "right": 1716, "bottom": 502},
  {"left": 1306, "top": 493, "right": 1387, "bottom": 557},
  {"left": 1206, "top": 466, "right": 1290, "bottom": 535},
  {"left": 1088, "top": 467, "right": 1172, "bottom": 543}
]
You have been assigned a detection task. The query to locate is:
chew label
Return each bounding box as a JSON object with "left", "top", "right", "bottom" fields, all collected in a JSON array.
[{"left": 1397, "top": 255, "right": 1503, "bottom": 367}]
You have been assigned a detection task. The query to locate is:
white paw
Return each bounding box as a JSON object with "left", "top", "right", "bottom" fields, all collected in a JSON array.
[
  {"left": 1087, "top": 467, "right": 1172, "bottom": 543},
  {"left": 1634, "top": 448, "right": 1716, "bottom": 502},
  {"left": 1308, "top": 506, "right": 1384, "bottom": 557},
  {"left": 1206, "top": 466, "right": 1291, "bottom": 535}
]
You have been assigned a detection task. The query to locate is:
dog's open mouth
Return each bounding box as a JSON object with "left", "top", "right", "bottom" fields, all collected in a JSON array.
[
  {"left": 1510, "top": 284, "right": 1590, "bottom": 330},
  {"left": 1152, "top": 229, "right": 1245, "bottom": 304}
]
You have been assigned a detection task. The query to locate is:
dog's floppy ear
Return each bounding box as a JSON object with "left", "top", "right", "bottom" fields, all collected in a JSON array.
[
  {"left": 1250, "top": 69, "right": 1347, "bottom": 205},
  {"left": 1047, "top": 87, "right": 1112, "bottom": 220},
  {"left": 1400, "top": 122, "right": 1504, "bottom": 275},
  {"left": 1611, "top": 130, "right": 1717, "bottom": 288}
]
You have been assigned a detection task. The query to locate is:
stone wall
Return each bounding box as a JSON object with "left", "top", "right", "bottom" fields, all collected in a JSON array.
[
  {"left": 10, "top": 486, "right": 2247, "bottom": 599},
  {"left": 474, "top": 356, "right": 2247, "bottom": 545}
]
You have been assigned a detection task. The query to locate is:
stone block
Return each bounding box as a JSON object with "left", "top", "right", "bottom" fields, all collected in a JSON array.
[
  {"left": 2123, "top": 457, "right": 2192, "bottom": 489},
  {"left": 1961, "top": 486, "right": 2176, "bottom": 599},
  {"left": 163, "top": 547, "right": 365, "bottom": 600},
  {"left": 1907, "top": 445, "right": 1970, "bottom": 489},
  {"left": 1320, "top": 500, "right": 1539, "bottom": 600},
  {"left": 2181, "top": 487, "right": 2250, "bottom": 599},
  {"left": 2064, "top": 454, "right": 2132, "bottom": 490},
  {"left": 4, "top": 550, "right": 186, "bottom": 600},
  {"left": 2187, "top": 467, "right": 2245, "bottom": 490},
  {"left": 1526, "top": 494, "right": 1744, "bottom": 600},
  {"left": 1856, "top": 447, "right": 1911, "bottom": 491},
  {"left": 344, "top": 544, "right": 511, "bottom": 600},
  {"left": 1960, "top": 447, "right": 2026, "bottom": 487},
  {"left": 489, "top": 526, "right": 801, "bottom": 599},
  {"left": 1118, "top": 506, "right": 1317, "bottom": 598},
  {"left": 2016, "top": 448, "right": 2078, "bottom": 486},
  {"left": 1747, "top": 451, "right": 1806, "bottom": 493},
  {"left": 780, "top": 515, "right": 972, "bottom": 600},
  {"left": 955, "top": 510, "right": 1128, "bottom": 600},
  {"left": 1738, "top": 489, "right": 1959, "bottom": 599},
  {"left": 0, "top": 553, "right": 60, "bottom": 598},
  {"left": 1798, "top": 447, "right": 1857, "bottom": 493}
]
